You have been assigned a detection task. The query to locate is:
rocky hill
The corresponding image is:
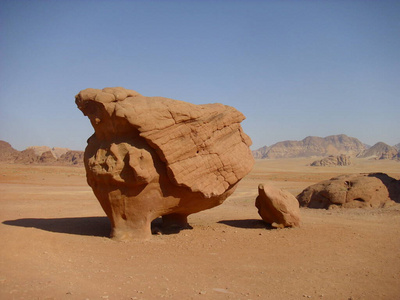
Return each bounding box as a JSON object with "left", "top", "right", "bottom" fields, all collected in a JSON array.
[
  {"left": 252, "top": 145, "right": 270, "bottom": 159},
  {"left": 253, "top": 134, "right": 367, "bottom": 159},
  {"left": 310, "top": 154, "right": 352, "bottom": 167},
  {"left": 58, "top": 151, "right": 84, "bottom": 165},
  {"left": 0, "top": 140, "right": 84, "bottom": 166},
  {"left": 27, "top": 146, "right": 70, "bottom": 159},
  {"left": 0, "top": 141, "right": 19, "bottom": 162},
  {"left": 357, "top": 142, "right": 399, "bottom": 160}
]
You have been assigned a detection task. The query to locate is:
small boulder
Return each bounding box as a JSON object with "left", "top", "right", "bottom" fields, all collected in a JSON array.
[{"left": 255, "top": 184, "right": 301, "bottom": 228}]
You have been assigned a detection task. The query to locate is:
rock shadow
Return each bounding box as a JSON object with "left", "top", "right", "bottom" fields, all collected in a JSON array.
[
  {"left": 368, "top": 173, "right": 400, "bottom": 203},
  {"left": 151, "top": 217, "right": 193, "bottom": 235},
  {"left": 3, "top": 216, "right": 111, "bottom": 237},
  {"left": 218, "top": 219, "right": 274, "bottom": 229},
  {"left": 3, "top": 216, "right": 194, "bottom": 238}
]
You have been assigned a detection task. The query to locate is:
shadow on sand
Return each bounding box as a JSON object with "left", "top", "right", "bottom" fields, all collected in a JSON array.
[
  {"left": 3, "top": 216, "right": 111, "bottom": 237},
  {"left": 218, "top": 219, "right": 274, "bottom": 229},
  {"left": 3, "top": 216, "right": 193, "bottom": 237}
]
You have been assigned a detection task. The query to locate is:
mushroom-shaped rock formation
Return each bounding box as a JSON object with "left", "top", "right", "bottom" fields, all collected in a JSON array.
[
  {"left": 297, "top": 173, "right": 400, "bottom": 209},
  {"left": 75, "top": 87, "right": 254, "bottom": 240},
  {"left": 255, "top": 184, "right": 301, "bottom": 228}
]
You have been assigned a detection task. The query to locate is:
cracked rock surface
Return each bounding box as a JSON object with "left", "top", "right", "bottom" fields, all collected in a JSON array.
[{"left": 75, "top": 87, "right": 254, "bottom": 240}]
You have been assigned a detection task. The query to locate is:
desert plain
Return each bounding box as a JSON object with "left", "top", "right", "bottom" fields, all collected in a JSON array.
[{"left": 1, "top": 158, "right": 399, "bottom": 300}]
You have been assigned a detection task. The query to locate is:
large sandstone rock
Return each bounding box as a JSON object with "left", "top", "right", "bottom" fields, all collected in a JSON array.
[
  {"left": 310, "top": 154, "right": 351, "bottom": 167},
  {"left": 75, "top": 87, "right": 254, "bottom": 240},
  {"left": 255, "top": 184, "right": 301, "bottom": 228},
  {"left": 297, "top": 173, "right": 400, "bottom": 209}
]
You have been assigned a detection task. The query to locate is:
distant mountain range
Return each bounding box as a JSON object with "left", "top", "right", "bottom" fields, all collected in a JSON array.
[
  {"left": 252, "top": 134, "right": 399, "bottom": 160},
  {"left": 0, "top": 141, "right": 84, "bottom": 166},
  {"left": 1, "top": 134, "right": 399, "bottom": 166},
  {"left": 357, "top": 142, "right": 399, "bottom": 160}
]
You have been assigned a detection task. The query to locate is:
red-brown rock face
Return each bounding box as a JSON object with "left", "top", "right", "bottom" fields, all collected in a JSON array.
[{"left": 75, "top": 87, "right": 254, "bottom": 240}]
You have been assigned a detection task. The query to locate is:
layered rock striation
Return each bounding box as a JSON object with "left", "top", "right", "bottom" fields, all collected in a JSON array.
[{"left": 76, "top": 87, "right": 254, "bottom": 240}]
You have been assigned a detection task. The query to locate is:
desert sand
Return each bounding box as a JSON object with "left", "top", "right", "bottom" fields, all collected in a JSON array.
[{"left": 1, "top": 158, "right": 399, "bottom": 300}]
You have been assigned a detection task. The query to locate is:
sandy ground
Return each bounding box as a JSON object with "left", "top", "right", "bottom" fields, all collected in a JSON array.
[{"left": 1, "top": 158, "right": 400, "bottom": 300}]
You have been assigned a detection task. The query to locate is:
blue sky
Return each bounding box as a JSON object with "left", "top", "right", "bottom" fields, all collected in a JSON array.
[{"left": 1, "top": 0, "right": 399, "bottom": 151}]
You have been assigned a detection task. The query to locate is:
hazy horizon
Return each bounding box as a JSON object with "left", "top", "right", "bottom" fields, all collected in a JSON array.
[
  {"left": 1, "top": 133, "right": 398, "bottom": 152},
  {"left": 1, "top": 1, "right": 399, "bottom": 151}
]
